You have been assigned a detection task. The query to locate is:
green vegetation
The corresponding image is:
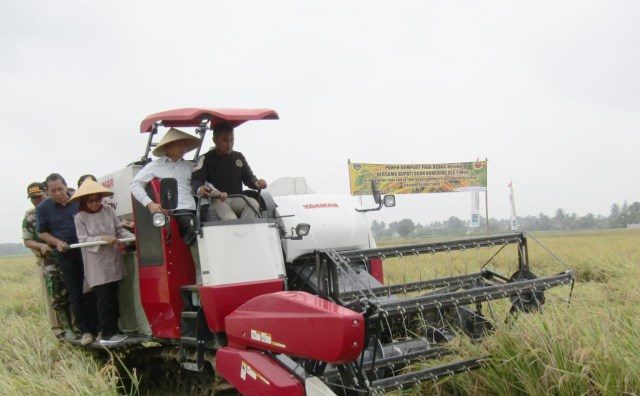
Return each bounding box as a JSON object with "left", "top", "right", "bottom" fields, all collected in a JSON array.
[{"left": 0, "top": 229, "right": 638, "bottom": 395}]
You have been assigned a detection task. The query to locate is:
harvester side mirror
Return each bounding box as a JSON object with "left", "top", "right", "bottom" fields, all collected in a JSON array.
[
  {"left": 356, "top": 180, "right": 395, "bottom": 213},
  {"left": 371, "top": 180, "right": 381, "bottom": 205},
  {"left": 160, "top": 178, "right": 178, "bottom": 210}
]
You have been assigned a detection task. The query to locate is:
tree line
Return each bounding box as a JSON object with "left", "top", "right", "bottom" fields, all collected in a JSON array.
[
  {"left": 0, "top": 243, "right": 29, "bottom": 256},
  {"left": 371, "top": 200, "right": 640, "bottom": 239}
]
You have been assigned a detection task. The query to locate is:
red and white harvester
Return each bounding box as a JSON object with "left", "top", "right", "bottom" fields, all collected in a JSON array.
[{"left": 68, "top": 108, "right": 573, "bottom": 395}]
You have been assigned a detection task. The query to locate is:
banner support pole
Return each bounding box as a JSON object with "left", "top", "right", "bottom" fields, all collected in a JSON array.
[
  {"left": 485, "top": 158, "right": 490, "bottom": 236},
  {"left": 485, "top": 189, "right": 490, "bottom": 235}
]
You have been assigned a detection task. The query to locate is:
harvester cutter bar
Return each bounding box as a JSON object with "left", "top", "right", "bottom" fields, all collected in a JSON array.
[
  {"left": 364, "top": 347, "right": 453, "bottom": 376},
  {"left": 334, "top": 232, "right": 525, "bottom": 262},
  {"left": 367, "top": 356, "right": 485, "bottom": 395},
  {"left": 320, "top": 346, "right": 453, "bottom": 380},
  {"left": 338, "top": 271, "right": 494, "bottom": 303},
  {"left": 372, "top": 271, "right": 573, "bottom": 319}
]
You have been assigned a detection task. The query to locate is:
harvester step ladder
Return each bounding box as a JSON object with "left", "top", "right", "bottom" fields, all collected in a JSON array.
[
  {"left": 179, "top": 285, "right": 212, "bottom": 372},
  {"left": 181, "top": 311, "right": 197, "bottom": 320},
  {"left": 180, "top": 336, "right": 198, "bottom": 347}
]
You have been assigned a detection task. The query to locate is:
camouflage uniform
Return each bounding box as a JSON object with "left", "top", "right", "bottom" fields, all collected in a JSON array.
[{"left": 22, "top": 208, "right": 73, "bottom": 334}]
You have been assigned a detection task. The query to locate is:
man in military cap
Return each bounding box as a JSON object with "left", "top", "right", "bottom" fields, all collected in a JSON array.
[{"left": 22, "top": 182, "right": 72, "bottom": 338}]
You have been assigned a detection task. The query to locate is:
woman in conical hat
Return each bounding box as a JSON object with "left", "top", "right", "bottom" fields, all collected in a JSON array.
[
  {"left": 72, "top": 178, "right": 135, "bottom": 345},
  {"left": 69, "top": 178, "right": 113, "bottom": 205}
]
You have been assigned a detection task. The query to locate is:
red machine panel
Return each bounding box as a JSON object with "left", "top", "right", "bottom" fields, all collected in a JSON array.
[
  {"left": 216, "top": 347, "right": 304, "bottom": 396},
  {"left": 369, "top": 257, "right": 384, "bottom": 284},
  {"left": 134, "top": 180, "right": 196, "bottom": 339},
  {"left": 225, "top": 291, "right": 364, "bottom": 364},
  {"left": 199, "top": 279, "right": 284, "bottom": 333},
  {"left": 140, "top": 108, "right": 279, "bottom": 133}
]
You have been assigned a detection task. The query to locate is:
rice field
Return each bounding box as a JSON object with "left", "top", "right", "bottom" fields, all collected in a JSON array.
[
  {"left": 0, "top": 229, "right": 638, "bottom": 395},
  {"left": 0, "top": 256, "right": 126, "bottom": 395},
  {"left": 380, "top": 229, "right": 640, "bottom": 395}
]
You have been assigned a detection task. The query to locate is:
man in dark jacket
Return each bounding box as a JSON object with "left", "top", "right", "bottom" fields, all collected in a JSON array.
[{"left": 191, "top": 122, "right": 266, "bottom": 220}]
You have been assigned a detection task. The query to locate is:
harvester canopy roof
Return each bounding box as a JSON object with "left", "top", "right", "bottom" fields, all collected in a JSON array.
[{"left": 140, "top": 108, "right": 279, "bottom": 133}]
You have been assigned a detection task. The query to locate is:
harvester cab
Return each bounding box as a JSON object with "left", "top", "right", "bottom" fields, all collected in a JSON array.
[{"left": 70, "top": 108, "right": 574, "bottom": 396}]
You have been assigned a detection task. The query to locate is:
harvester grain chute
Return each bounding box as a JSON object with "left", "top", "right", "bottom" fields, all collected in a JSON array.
[{"left": 59, "top": 108, "right": 573, "bottom": 395}]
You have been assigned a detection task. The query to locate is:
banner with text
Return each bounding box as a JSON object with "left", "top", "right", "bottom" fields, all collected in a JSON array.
[{"left": 349, "top": 161, "right": 487, "bottom": 195}]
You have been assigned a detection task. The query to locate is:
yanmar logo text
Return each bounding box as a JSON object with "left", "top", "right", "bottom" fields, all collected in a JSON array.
[
  {"left": 101, "top": 178, "right": 114, "bottom": 189},
  {"left": 303, "top": 203, "right": 339, "bottom": 209}
]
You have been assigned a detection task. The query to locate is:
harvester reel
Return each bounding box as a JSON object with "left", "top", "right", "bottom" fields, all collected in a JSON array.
[{"left": 508, "top": 269, "right": 546, "bottom": 314}]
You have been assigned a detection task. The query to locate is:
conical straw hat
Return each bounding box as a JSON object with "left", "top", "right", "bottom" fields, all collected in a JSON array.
[
  {"left": 69, "top": 179, "right": 114, "bottom": 204},
  {"left": 152, "top": 127, "right": 201, "bottom": 157}
]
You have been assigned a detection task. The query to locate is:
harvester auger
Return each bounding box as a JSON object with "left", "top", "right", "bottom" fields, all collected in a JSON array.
[
  {"left": 284, "top": 232, "right": 574, "bottom": 395},
  {"left": 63, "top": 108, "right": 573, "bottom": 396}
]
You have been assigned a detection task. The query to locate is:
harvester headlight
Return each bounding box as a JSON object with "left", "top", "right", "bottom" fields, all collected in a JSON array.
[
  {"left": 295, "top": 223, "right": 311, "bottom": 237},
  {"left": 152, "top": 212, "right": 168, "bottom": 227}
]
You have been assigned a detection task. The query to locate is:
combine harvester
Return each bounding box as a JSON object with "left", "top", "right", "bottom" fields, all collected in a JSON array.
[{"left": 65, "top": 108, "right": 573, "bottom": 395}]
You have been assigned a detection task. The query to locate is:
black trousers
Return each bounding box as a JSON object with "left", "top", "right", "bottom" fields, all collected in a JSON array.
[
  {"left": 176, "top": 212, "right": 197, "bottom": 245},
  {"left": 93, "top": 281, "right": 120, "bottom": 338},
  {"left": 58, "top": 249, "right": 98, "bottom": 334}
]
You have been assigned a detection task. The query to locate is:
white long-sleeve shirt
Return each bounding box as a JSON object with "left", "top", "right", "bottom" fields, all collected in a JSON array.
[{"left": 130, "top": 156, "right": 196, "bottom": 210}]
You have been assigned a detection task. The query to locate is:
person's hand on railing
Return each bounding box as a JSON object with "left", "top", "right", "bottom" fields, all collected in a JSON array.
[
  {"left": 55, "top": 241, "right": 69, "bottom": 252},
  {"left": 101, "top": 235, "right": 117, "bottom": 245},
  {"left": 147, "top": 202, "right": 168, "bottom": 215},
  {"left": 198, "top": 185, "right": 213, "bottom": 198},
  {"left": 39, "top": 244, "right": 52, "bottom": 257},
  {"left": 199, "top": 185, "right": 226, "bottom": 201}
]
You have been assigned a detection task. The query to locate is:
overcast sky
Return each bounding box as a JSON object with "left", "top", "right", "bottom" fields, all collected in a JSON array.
[{"left": 1, "top": 1, "right": 638, "bottom": 242}]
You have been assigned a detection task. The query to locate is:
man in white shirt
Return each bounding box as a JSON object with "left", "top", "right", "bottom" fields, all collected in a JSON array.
[
  {"left": 130, "top": 128, "right": 203, "bottom": 245},
  {"left": 130, "top": 127, "right": 203, "bottom": 282},
  {"left": 130, "top": 128, "right": 201, "bottom": 214}
]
